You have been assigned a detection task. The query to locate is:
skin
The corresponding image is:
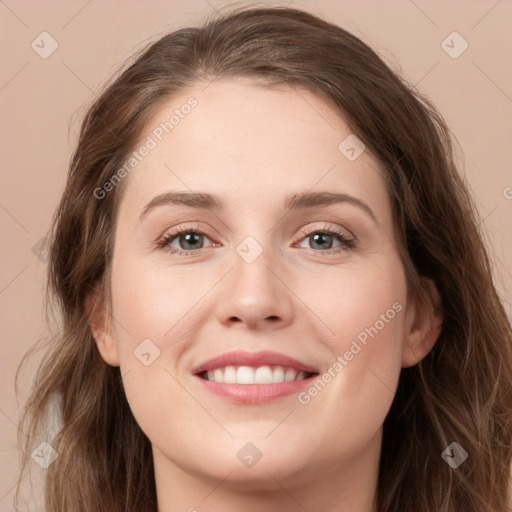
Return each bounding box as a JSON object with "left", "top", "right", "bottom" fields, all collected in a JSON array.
[{"left": 90, "top": 77, "right": 442, "bottom": 512}]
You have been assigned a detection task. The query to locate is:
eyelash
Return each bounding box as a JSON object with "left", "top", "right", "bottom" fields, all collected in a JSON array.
[{"left": 156, "top": 224, "right": 356, "bottom": 256}]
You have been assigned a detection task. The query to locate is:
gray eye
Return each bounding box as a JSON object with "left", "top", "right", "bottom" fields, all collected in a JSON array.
[{"left": 171, "top": 232, "right": 208, "bottom": 251}]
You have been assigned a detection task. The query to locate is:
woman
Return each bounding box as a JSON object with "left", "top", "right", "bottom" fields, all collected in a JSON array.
[{"left": 16, "top": 5, "right": 512, "bottom": 512}]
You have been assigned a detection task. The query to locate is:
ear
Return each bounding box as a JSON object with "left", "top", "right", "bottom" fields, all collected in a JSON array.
[
  {"left": 402, "top": 278, "right": 443, "bottom": 368},
  {"left": 85, "top": 285, "right": 120, "bottom": 367}
]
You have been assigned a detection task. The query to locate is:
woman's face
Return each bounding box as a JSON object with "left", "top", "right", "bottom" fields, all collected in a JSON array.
[{"left": 93, "top": 78, "right": 436, "bottom": 494}]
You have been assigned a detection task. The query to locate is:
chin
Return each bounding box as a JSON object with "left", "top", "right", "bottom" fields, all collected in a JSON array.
[{"left": 198, "top": 451, "right": 310, "bottom": 490}]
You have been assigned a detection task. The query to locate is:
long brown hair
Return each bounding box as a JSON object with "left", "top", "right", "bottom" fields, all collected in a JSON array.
[{"left": 16, "top": 5, "right": 512, "bottom": 511}]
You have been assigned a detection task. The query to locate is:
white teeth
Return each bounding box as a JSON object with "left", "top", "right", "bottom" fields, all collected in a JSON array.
[
  {"left": 254, "top": 366, "right": 273, "bottom": 384},
  {"left": 223, "top": 365, "right": 237, "bottom": 383},
  {"left": 202, "top": 365, "right": 311, "bottom": 384},
  {"left": 237, "top": 366, "right": 254, "bottom": 384},
  {"left": 272, "top": 366, "right": 285, "bottom": 383},
  {"left": 285, "top": 368, "right": 296, "bottom": 382},
  {"left": 295, "top": 371, "right": 305, "bottom": 381}
]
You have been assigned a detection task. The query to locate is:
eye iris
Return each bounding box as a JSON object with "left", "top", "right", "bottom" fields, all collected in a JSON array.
[
  {"left": 310, "top": 233, "right": 333, "bottom": 250},
  {"left": 180, "top": 232, "right": 203, "bottom": 250}
]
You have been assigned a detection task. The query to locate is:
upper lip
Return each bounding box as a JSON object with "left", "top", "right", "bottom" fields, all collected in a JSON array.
[{"left": 191, "top": 350, "right": 319, "bottom": 375}]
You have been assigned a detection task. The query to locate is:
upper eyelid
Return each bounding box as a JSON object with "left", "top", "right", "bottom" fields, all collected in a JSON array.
[{"left": 298, "top": 223, "right": 354, "bottom": 239}]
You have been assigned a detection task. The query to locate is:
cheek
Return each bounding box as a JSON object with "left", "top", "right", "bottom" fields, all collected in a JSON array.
[
  {"left": 296, "top": 255, "right": 407, "bottom": 429},
  {"left": 110, "top": 268, "right": 175, "bottom": 341},
  {"left": 109, "top": 256, "right": 209, "bottom": 357},
  {"left": 307, "top": 256, "right": 407, "bottom": 355},
  {"left": 107, "top": 257, "right": 220, "bottom": 439},
  {"left": 108, "top": 266, "right": 193, "bottom": 443}
]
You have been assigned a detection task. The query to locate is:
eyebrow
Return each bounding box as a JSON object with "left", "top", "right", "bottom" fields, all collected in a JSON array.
[{"left": 139, "top": 190, "right": 379, "bottom": 226}]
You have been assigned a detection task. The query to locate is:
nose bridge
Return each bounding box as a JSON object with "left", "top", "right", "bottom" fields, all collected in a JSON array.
[
  {"left": 215, "top": 232, "right": 294, "bottom": 329},
  {"left": 231, "top": 232, "right": 281, "bottom": 301}
]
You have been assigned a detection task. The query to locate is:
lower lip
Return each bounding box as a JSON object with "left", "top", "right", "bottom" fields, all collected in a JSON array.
[{"left": 194, "top": 375, "right": 317, "bottom": 404}]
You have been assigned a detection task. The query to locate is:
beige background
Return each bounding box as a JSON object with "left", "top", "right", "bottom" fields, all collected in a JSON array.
[{"left": 1, "top": 0, "right": 511, "bottom": 508}]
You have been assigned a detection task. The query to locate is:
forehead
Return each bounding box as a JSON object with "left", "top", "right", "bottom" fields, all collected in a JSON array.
[{"left": 118, "top": 78, "right": 391, "bottom": 223}]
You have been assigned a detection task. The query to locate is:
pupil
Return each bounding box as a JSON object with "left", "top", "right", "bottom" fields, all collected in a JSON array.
[
  {"left": 312, "top": 233, "right": 332, "bottom": 250},
  {"left": 181, "top": 232, "right": 202, "bottom": 250}
]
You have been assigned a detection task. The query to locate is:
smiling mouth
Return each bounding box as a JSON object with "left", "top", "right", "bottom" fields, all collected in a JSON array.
[{"left": 197, "top": 365, "right": 318, "bottom": 384}]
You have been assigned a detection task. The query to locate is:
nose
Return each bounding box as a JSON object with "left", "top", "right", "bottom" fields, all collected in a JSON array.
[{"left": 215, "top": 243, "right": 295, "bottom": 331}]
